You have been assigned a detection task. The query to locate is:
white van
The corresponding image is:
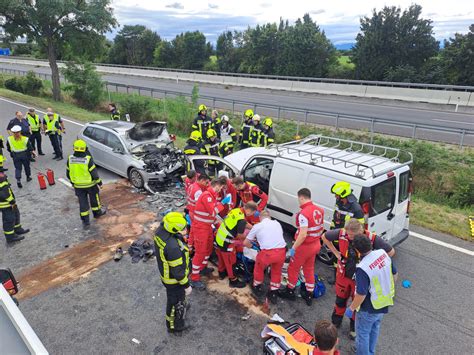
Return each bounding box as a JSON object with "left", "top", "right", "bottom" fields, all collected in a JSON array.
[{"left": 186, "top": 135, "right": 413, "bottom": 248}]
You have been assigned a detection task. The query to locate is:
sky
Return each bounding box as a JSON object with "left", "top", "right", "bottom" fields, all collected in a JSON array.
[{"left": 111, "top": 0, "right": 473, "bottom": 46}]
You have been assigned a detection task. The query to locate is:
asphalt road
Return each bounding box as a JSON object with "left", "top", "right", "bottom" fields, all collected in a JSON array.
[
  {"left": 1, "top": 96, "right": 473, "bottom": 354},
  {"left": 1, "top": 61, "right": 473, "bottom": 146}
]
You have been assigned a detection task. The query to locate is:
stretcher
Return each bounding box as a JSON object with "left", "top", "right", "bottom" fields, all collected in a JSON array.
[{"left": 263, "top": 323, "right": 316, "bottom": 354}]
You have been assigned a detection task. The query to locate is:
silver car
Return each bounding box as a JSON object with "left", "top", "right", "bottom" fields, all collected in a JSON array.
[{"left": 78, "top": 120, "right": 184, "bottom": 191}]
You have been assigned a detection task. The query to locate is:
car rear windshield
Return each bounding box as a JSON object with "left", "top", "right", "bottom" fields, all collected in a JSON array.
[
  {"left": 370, "top": 178, "right": 396, "bottom": 216},
  {"left": 127, "top": 122, "right": 166, "bottom": 141}
]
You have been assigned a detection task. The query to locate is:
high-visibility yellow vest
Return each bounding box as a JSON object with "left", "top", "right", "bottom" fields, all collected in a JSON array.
[
  {"left": 357, "top": 249, "right": 395, "bottom": 310},
  {"left": 43, "top": 113, "right": 59, "bottom": 133},
  {"left": 27, "top": 113, "right": 41, "bottom": 131},
  {"left": 68, "top": 155, "right": 94, "bottom": 188},
  {"left": 7, "top": 136, "right": 28, "bottom": 153},
  {"left": 215, "top": 208, "right": 245, "bottom": 249}
]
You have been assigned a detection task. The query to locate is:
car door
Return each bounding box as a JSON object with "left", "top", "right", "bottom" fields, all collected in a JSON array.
[
  {"left": 102, "top": 132, "right": 130, "bottom": 177},
  {"left": 81, "top": 126, "right": 104, "bottom": 166},
  {"left": 240, "top": 156, "right": 274, "bottom": 195}
]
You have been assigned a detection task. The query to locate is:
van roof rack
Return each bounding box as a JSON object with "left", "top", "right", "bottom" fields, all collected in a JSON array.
[{"left": 270, "top": 135, "right": 413, "bottom": 179}]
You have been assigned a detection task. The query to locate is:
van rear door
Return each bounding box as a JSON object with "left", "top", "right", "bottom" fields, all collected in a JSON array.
[{"left": 391, "top": 169, "right": 411, "bottom": 240}]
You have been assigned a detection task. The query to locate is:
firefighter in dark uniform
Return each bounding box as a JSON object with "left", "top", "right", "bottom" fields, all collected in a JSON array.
[
  {"left": 239, "top": 109, "right": 254, "bottom": 150},
  {"left": 200, "top": 129, "right": 221, "bottom": 177},
  {"left": 66, "top": 140, "right": 106, "bottom": 228},
  {"left": 192, "top": 104, "right": 213, "bottom": 139},
  {"left": 26, "top": 108, "right": 44, "bottom": 155},
  {"left": 331, "top": 181, "right": 365, "bottom": 229},
  {"left": 261, "top": 117, "right": 276, "bottom": 147},
  {"left": 183, "top": 130, "right": 205, "bottom": 175},
  {"left": 154, "top": 212, "right": 192, "bottom": 333},
  {"left": 108, "top": 103, "right": 121, "bottom": 120},
  {"left": 250, "top": 114, "right": 263, "bottom": 147},
  {"left": 0, "top": 167, "right": 29, "bottom": 243}
]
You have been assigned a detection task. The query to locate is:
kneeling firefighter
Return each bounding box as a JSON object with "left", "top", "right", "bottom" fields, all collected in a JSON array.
[{"left": 154, "top": 212, "right": 192, "bottom": 333}]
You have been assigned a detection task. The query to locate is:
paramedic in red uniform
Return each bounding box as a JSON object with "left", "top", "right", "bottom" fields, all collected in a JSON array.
[
  {"left": 232, "top": 176, "right": 268, "bottom": 225},
  {"left": 186, "top": 174, "right": 210, "bottom": 251},
  {"left": 322, "top": 218, "right": 395, "bottom": 340},
  {"left": 217, "top": 175, "right": 237, "bottom": 217},
  {"left": 279, "top": 188, "right": 324, "bottom": 306},
  {"left": 190, "top": 178, "right": 229, "bottom": 290}
]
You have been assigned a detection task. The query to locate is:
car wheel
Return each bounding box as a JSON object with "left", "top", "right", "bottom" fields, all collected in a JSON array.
[
  {"left": 128, "top": 168, "right": 144, "bottom": 189},
  {"left": 317, "top": 244, "right": 337, "bottom": 265}
]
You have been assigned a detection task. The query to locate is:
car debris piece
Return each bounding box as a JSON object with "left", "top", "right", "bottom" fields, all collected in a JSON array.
[
  {"left": 241, "top": 313, "right": 251, "bottom": 321},
  {"left": 131, "top": 338, "right": 141, "bottom": 345}
]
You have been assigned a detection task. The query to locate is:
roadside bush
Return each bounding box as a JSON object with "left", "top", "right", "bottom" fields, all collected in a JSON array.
[
  {"left": 4, "top": 77, "right": 24, "bottom": 93},
  {"left": 63, "top": 61, "right": 104, "bottom": 109},
  {"left": 22, "top": 71, "right": 43, "bottom": 96},
  {"left": 117, "top": 94, "right": 154, "bottom": 122},
  {"left": 157, "top": 96, "right": 195, "bottom": 135},
  {"left": 0, "top": 74, "right": 5, "bottom": 88}
]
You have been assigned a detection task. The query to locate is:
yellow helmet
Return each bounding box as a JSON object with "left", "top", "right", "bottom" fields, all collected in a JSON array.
[
  {"left": 244, "top": 109, "right": 254, "bottom": 119},
  {"left": 198, "top": 104, "right": 207, "bottom": 113},
  {"left": 206, "top": 128, "right": 217, "bottom": 139},
  {"left": 190, "top": 130, "right": 202, "bottom": 141},
  {"left": 163, "top": 212, "right": 187, "bottom": 233},
  {"left": 263, "top": 117, "right": 273, "bottom": 127},
  {"left": 331, "top": 181, "right": 351, "bottom": 198},
  {"left": 73, "top": 139, "right": 87, "bottom": 152}
]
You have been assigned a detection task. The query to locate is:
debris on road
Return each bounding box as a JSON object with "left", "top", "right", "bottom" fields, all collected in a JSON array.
[
  {"left": 128, "top": 239, "right": 154, "bottom": 263},
  {"left": 241, "top": 313, "right": 251, "bottom": 321},
  {"left": 402, "top": 279, "right": 412, "bottom": 288},
  {"left": 131, "top": 338, "right": 141, "bottom": 345}
]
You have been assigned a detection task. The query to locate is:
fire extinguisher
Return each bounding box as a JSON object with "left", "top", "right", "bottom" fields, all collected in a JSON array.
[
  {"left": 37, "top": 173, "right": 47, "bottom": 190},
  {"left": 46, "top": 169, "right": 55, "bottom": 186}
]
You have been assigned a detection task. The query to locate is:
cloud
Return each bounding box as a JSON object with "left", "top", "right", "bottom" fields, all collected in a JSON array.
[
  {"left": 208, "top": 3, "right": 218, "bottom": 9},
  {"left": 260, "top": 3, "right": 271, "bottom": 8},
  {"left": 311, "top": 9, "right": 325, "bottom": 15},
  {"left": 165, "top": 2, "right": 184, "bottom": 10}
]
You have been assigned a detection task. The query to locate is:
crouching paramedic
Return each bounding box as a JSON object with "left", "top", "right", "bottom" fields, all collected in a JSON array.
[
  {"left": 244, "top": 210, "right": 286, "bottom": 304},
  {"left": 322, "top": 218, "right": 395, "bottom": 340},
  {"left": 279, "top": 188, "right": 324, "bottom": 306},
  {"left": 232, "top": 176, "right": 268, "bottom": 225},
  {"left": 214, "top": 202, "right": 258, "bottom": 288},
  {"left": 154, "top": 212, "right": 192, "bottom": 333},
  {"left": 186, "top": 174, "right": 210, "bottom": 251},
  {"left": 190, "top": 178, "right": 229, "bottom": 290},
  {"left": 66, "top": 140, "right": 106, "bottom": 228}
]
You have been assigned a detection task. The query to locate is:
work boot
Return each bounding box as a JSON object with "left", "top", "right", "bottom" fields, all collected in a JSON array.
[
  {"left": 278, "top": 286, "right": 296, "bottom": 301},
  {"left": 6, "top": 234, "right": 25, "bottom": 243},
  {"left": 167, "top": 324, "right": 191, "bottom": 334},
  {"left": 331, "top": 311, "right": 343, "bottom": 328},
  {"left": 15, "top": 227, "right": 30, "bottom": 235},
  {"left": 39, "top": 152, "right": 45, "bottom": 156},
  {"left": 200, "top": 267, "right": 214, "bottom": 276},
  {"left": 229, "top": 277, "right": 246, "bottom": 288},
  {"left": 82, "top": 217, "right": 91, "bottom": 229},
  {"left": 300, "top": 288, "right": 313, "bottom": 306},
  {"left": 17, "top": 181, "right": 22, "bottom": 188},
  {"left": 218, "top": 270, "right": 227, "bottom": 280},
  {"left": 267, "top": 290, "right": 279, "bottom": 305},
  {"left": 93, "top": 209, "right": 106, "bottom": 218},
  {"left": 190, "top": 280, "right": 206, "bottom": 290},
  {"left": 251, "top": 284, "right": 264, "bottom": 299}
]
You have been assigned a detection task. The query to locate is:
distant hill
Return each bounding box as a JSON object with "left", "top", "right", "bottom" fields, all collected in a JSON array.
[{"left": 335, "top": 42, "right": 355, "bottom": 50}]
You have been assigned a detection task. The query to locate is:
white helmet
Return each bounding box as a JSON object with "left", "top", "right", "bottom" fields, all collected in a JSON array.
[
  {"left": 11, "top": 125, "right": 22, "bottom": 133},
  {"left": 253, "top": 114, "right": 261, "bottom": 122},
  {"left": 221, "top": 115, "right": 229, "bottom": 122}
]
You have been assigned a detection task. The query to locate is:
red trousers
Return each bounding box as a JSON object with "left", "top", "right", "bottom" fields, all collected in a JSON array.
[
  {"left": 287, "top": 241, "right": 321, "bottom": 292},
  {"left": 333, "top": 268, "right": 356, "bottom": 317},
  {"left": 216, "top": 248, "right": 236, "bottom": 279},
  {"left": 187, "top": 212, "right": 196, "bottom": 249},
  {"left": 191, "top": 224, "right": 214, "bottom": 282},
  {"left": 253, "top": 248, "right": 286, "bottom": 290}
]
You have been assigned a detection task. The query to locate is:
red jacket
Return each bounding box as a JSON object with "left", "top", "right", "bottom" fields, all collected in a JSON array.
[
  {"left": 194, "top": 187, "right": 224, "bottom": 228},
  {"left": 337, "top": 229, "right": 376, "bottom": 277},
  {"left": 186, "top": 182, "right": 206, "bottom": 215},
  {"left": 237, "top": 182, "right": 268, "bottom": 211},
  {"left": 184, "top": 176, "right": 196, "bottom": 194},
  {"left": 295, "top": 201, "right": 324, "bottom": 245}
]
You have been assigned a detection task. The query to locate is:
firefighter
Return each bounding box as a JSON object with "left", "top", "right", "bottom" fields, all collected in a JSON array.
[
  {"left": 261, "top": 117, "right": 275, "bottom": 147},
  {"left": 214, "top": 202, "right": 258, "bottom": 288},
  {"left": 6, "top": 125, "right": 34, "bottom": 188},
  {"left": 322, "top": 218, "right": 395, "bottom": 340},
  {"left": 279, "top": 188, "right": 324, "bottom": 306},
  {"left": 232, "top": 176, "right": 268, "bottom": 225},
  {"left": 331, "top": 181, "right": 365, "bottom": 229},
  {"left": 219, "top": 115, "right": 237, "bottom": 156},
  {"left": 210, "top": 110, "right": 221, "bottom": 139},
  {"left": 190, "top": 178, "right": 229, "bottom": 290},
  {"left": 108, "top": 103, "right": 121, "bottom": 121},
  {"left": 42, "top": 109, "right": 65, "bottom": 160},
  {"left": 26, "top": 108, "right": 44, "bottom": 156},
  {"left": 200, "top": 129, "right": 221, "bottom": 177},
  {"left": 239, "top": 109, "right": 254, "bottom": 149},
  {"left": 66, "top": 140, "right": 106, "bottom": 228},
  {"left": 250, "top": 114, "right": 263, "bottom": 147},
  {"left": 0, "top": 167, "right": 29, "bottom": 243},
  {"left": 153, "top": 212, "right": 192, "bottom": 333},
  {"left": 186, "top": 174, "right": 211, "bottom": 252},
  {"left": 183, "top": 130, "right": 205, "bottom": 175},
  {"left": 192, "top": 104, "right": 212, "bottom": 139}
]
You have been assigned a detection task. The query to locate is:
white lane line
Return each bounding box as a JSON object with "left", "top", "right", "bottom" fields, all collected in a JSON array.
[
  {"left": 410, "top": 231, "right": 474, "bottom": 256},
  {"left": 0, "top": 97, "right": 85, "bottom": 127},
  {"left": 433, "top": 118, "right": 474, "bottom": 125}
]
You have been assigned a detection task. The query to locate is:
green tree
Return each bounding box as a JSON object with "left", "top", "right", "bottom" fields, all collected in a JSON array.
[
  {"left": 63, "top": 61, "right": 104, "bottom": 109},
  {"left": 276, "top": 14, "right": 336, "bottom": 77},
  {"left": 441, "top": 24, "right": 474, "bottom": 85},
  {"left": 240, "top": 23, "right": 279, "bottom": 74},
  {"left": 0, "top": 0, "right": 116, "bottom": 101},
  {"left": 108, "top": 25, "right": 161, "bottom": 66},
  {"left": 216, "top": 30, "right": 244, "bottom": 72},
  {"left": 352, "top": 4, "right": 439, "bottom": 81},
  {"left": 153, "top": 41, "right": 176, "bottom": 68}
]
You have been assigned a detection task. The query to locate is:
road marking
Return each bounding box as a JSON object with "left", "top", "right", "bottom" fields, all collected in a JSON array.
[
  {"left": 57, "top": 177, "right": 73, "bottom": 189},
  {"left": 433, "top": 118, "right": 474, "bottom": 125},
  {"left": 410, "top": 231, "right": 474, "bottom": 256},
  {"left": 0, "top": 97, "right": 85, "bottom": 127}
]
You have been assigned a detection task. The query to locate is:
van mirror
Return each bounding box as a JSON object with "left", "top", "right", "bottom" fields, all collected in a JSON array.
[{"left": 0, "top": 268, "right": 18, "bottom": 295}]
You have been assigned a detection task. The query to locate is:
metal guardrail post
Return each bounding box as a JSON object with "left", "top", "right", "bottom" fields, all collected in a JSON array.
[
  {"left": 232, "top": 100, "right": 235, "bottom": 116},
  {"left": 138, "top": 87, "right": 141, "bottom": 96},
  {"left": 151, "top": 89, "right": 154, "bottom": 98},
  {"left": 212, "top": 97, "right": 216, "bottom": 109},
  {"left": 335, "top": 114, "right": 339, "bottom": 130},
  {"left": 115, "top": 84, "right": 118, "bottom": 93},
  {"left": 253, "top": 103, "right": 257, "bottom": 113},
  {"left": 370, "top": 119, "right": 375, "bottom": 144},
  {"left": 412, "top": 125, "right": 417, "bottom": 139},
  {"left": 278, "top": 107, "right": 281, "bottom": 119},
  {"left": 126, "top": 86, "right": 129, "bottom": 94},
  {"left": 460, "top": 129, "right": 465, "bottom": 148}
]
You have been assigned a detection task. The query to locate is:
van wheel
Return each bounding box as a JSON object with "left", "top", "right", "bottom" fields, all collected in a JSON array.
[
  {"left": 128, "top": 168, "right": 144, "bottom": 189},
  {"left": 317, "top": 245, "right": 336, "bottom": 265}
]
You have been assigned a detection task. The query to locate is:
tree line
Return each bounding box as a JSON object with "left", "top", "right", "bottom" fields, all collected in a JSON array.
[{"left": 1, "top": 2, "right": 472, "bottom": 102}]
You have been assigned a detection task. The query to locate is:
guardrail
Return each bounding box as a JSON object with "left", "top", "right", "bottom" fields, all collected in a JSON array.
[
  {"left": 1, "top": 67, "right": 473, "bottom": 147},
  {"left": 4, "top": 55, "right": 474, "bottom": 92}
]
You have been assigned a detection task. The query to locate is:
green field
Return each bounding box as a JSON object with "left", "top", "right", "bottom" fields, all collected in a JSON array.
[{"left": 337, "top": 55, "right": 355, "bottom": 69}]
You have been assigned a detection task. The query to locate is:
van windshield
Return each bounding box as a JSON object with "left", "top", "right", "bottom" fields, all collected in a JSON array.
[{"left": 370, "top": 178, "right": 396, "bottom": 216}]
